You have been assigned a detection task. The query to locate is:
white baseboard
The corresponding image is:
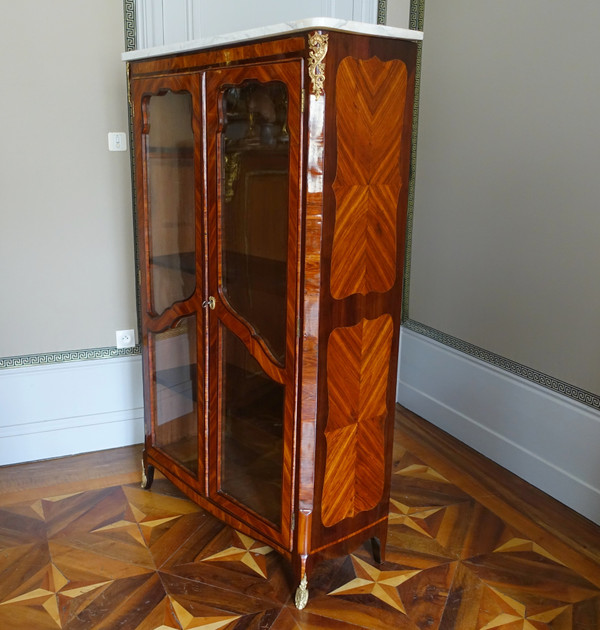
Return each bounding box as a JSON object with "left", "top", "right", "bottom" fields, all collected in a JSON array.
[
  {"left": 0, "top": 355, "right": 144, "bottom": 466},
  {"left": 5, "top": 334, "right": 599, "bottom": 525},
  {"left": 397, "top": 326, "right": 600, "bottom": 525}
]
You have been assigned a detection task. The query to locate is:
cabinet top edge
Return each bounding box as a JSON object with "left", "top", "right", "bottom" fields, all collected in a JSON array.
[{"left": 122, "top": 17, "right": 423, "bottom": 62}]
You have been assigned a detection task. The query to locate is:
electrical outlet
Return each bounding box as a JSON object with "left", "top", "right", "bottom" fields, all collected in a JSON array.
[{"left": 116, "top": 329, "right": 135, "bottom": 349}]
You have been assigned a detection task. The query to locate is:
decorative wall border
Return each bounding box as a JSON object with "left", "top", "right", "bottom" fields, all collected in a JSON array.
[
  {"left": 124, "top": 0, "right": 136, "bottom": 50},
  {"left": 377, "top": 0, "right": 387, "bottom": 25},
  {"left": 402, "top": 0, "right": 599, "bottom": 412},
  {"left": 123, "top": 0, "right": 143, "bottom": 336},
  {"left": 403, "top": 319, "right": 600, "bottom": 410},
  {"left": 0, "top": 346, "right": 140, "bottom": 370},
  {"left": 403, "top": 0, "right": 424, "bottom": 322}
]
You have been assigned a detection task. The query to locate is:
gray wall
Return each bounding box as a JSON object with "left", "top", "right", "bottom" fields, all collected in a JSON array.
[
  {"left": 388, "top": 0, "right": 600, "bottom": 524},
  {"left": 403, "top": 0, "right": 600, "bottom": 396},
  {"left": 0, "top": 0, "right": 136, "bottom": 358},
  {"left": 386, "top": 0, "right": 410, "bottom": 27}
]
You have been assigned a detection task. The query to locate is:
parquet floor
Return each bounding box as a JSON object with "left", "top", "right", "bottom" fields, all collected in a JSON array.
[{"left": 1, "top": 407, "right": 599, "bottom": 629}]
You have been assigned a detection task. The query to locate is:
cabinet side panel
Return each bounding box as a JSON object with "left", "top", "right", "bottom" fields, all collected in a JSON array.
[
  {"left": 330, "top": 57, "right": 407, "bottom": 299},
  {"left": 322, "top": 315, "right": 392, "bottom": 526},
  {"left": 310, "top": 35, "right": 417, "bottom": 555}
]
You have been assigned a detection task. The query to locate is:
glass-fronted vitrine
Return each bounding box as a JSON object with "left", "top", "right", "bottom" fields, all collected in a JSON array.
[{"left": 128, "top": 22, "right": 419, "bottom": 609}]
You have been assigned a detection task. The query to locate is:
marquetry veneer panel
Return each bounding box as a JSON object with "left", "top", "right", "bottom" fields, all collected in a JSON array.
[
  {"left": 330, "top": 56, "right": 408, "bottom": 299},
  {"left": 322, "top": 315, "right": 393, "bottom": 526}
]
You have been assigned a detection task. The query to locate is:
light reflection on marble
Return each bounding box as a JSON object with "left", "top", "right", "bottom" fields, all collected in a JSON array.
[{"left": 122, "top": 17, "right": 423, "bottom": 61}]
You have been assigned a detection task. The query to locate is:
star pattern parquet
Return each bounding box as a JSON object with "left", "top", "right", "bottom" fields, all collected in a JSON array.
[{"left": 1, "top": 452, "right": 599, "bottom": 629}]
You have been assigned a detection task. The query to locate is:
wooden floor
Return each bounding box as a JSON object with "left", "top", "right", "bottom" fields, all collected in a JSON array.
[{"left": 1, "top": 406, "right": 599, "bottom": 629}]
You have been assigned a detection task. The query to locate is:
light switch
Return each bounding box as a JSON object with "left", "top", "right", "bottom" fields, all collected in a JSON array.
[{"left": 108, "top": 132, "right": 127, "bottom": 151}]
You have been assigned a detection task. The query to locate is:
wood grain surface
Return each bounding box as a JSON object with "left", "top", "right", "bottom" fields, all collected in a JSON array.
[
  {"left": 1, "top": 406, "right": 598, "bottom": 628},
  {"left": 330, "top": 57, "right": 407, "bottom": 299},
  {"left": 322, "top": 316, "right": 393, "bottom": 526}
]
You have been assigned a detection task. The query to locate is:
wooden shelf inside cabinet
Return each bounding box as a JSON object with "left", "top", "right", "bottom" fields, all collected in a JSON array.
[
  {"left": 150, "top": 252, "right": 195, "bottom": 274},
  {"left": 127, "top": 21, "right": 420, "bottom": 609},
  {"left": 147, "top": 146, "right": 194, "bottom": 158}
]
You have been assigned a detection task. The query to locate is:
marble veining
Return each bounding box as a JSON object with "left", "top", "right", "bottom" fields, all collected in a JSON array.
[{"left": 122, "top": 17, "right": 423, "bottom": 61}]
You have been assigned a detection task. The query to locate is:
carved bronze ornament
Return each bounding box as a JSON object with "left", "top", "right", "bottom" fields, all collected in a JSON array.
[{"left": 308, "top": 32, "right": 329, "bottom": 99}]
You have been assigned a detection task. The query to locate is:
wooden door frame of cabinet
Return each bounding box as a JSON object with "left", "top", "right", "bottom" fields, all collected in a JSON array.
[
  {"left": 131, "top": 72, "right": 208, "bottom": 498},
  {"left": 203, "top": 59, "right": 305, "bottom": 552}
]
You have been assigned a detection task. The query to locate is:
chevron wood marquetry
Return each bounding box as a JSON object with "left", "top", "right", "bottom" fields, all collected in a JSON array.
[
  {"left": 322, "top": 316, "right": 393, "bottom": 526},
  {"left": 330, "top": 56, "right": 407, "bottom": 300},
  {"left": 2, "top": 407, "right": 599, "bottom": 629}
]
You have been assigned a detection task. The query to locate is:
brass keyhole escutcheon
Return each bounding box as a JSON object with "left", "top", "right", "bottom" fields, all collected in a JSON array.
[{"left": 203, "top": 296, "right": 216, "bottom": 310}]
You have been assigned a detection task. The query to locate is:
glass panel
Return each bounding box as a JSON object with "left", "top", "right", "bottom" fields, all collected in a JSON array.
[
  {"left": 153, "top": 315, "right": 198, "bottom": 474},
  {"left": 146, "top": 90, "right": 195, "bottom": 315},
  {"left": 220, "top": 81, "right": 289, "bottom": 363},
  {"left": 220, "top": 327, "right": 284, "bottom": 524}
]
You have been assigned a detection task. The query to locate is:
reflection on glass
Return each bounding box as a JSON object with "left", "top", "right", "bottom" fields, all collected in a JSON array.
[
  {"left": 220, "top": 327, "right": 284, "bottom": 524},
  {"left": 146, "top": 90, "right": 196, "bottom": 315},
  {"left": 220, "top": 81, "right": 289, "bottom": 363},
  {"left": 153, "top": 315, "right": 198, "bottom": 474}
]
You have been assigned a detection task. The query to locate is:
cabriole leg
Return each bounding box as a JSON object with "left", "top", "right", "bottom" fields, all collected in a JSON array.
[
  {"left": 140, "top": 458, "right": 154, "bottom": 489},
  {"left": 371, "top": 536, "right": 384, "bottom": 565},
  {"left": 371, "top": 519, "right": 388, "bottom": 564}
]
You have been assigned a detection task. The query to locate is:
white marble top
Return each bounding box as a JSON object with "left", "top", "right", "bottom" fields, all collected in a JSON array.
[{"left": 122, "top": 17, "right": 423, "bottom": 61}]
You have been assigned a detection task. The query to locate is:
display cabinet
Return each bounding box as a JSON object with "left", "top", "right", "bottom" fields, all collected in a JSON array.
[{"left": 124, "top": 18, "right": 421, "bottom": 608}]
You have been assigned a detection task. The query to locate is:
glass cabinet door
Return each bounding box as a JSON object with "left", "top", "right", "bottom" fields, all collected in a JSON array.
[
  {"left": 205, "top": 61, "right": 302, "bottom": 545},
  {"left": 150, "top": 315, "right": 198, "bottom": 474},
  {"left": 133, "top": 75, "right": 204, "bottom": 482},
  {"left": 219, "top": 79, "right": 290, "bottom": 363},
  {"left": 146, "top": 89, "right": 196, "bottom": 316}
]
